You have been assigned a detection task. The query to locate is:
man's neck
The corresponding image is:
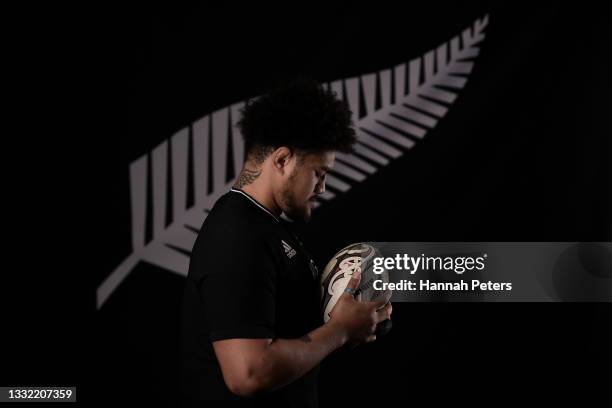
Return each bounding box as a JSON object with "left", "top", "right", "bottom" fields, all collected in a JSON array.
[
  {"left": 238, "top": 184, "right": 282, "bottom": 217},
  {"left": 233, "top": 166, "right": 282, "bottom": 217}
]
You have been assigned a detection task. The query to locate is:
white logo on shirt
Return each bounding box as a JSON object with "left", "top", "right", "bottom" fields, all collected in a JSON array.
[{"left": 282, "top": 240, "right": 297, "bottom": 259}]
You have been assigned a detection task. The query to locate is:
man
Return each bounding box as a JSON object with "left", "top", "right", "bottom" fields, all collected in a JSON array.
[{"left": 180, "top": 78, "right": 392, "bottom": 407}]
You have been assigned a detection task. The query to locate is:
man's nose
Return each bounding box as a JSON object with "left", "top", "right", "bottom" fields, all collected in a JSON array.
[{"left": 315, "top": 180, "right": 325, "bottom": 195}]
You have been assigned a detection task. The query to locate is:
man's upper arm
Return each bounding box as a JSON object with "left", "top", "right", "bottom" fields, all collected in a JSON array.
[{"left": 197, "top": 233, "right": 278, "bottom": 341}]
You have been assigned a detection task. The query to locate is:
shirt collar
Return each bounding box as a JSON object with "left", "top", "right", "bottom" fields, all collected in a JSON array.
[{"left": 230, "top": 187, "right": 280, "bottom": 223}]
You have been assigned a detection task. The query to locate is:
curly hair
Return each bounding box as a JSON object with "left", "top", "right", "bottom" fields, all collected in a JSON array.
[{"left": 237, "top": 78, "right": 357, "bottom": 164}]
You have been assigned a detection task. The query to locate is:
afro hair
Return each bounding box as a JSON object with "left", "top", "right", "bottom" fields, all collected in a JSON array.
[{"left": 237, "top": 77, "right": 357, "bottom": 163}]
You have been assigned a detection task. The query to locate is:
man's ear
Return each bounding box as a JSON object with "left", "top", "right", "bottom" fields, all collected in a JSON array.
[{"left": 271, "top": 146, "right": 294, "bottom": 174}]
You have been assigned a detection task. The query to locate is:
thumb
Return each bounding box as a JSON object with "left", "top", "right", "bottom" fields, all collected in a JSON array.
[{"left": 342, "top": 270, "right": 362, "bottom": 299}]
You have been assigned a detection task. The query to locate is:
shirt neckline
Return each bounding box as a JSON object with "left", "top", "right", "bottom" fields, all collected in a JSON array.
[{"left": 230, "top": 187, "right": 280, "bottom": 223}]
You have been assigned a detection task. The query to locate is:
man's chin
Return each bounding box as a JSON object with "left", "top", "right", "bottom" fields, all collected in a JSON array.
[{"left": 284, "top": 207, "right": 312, "bottom": 223}]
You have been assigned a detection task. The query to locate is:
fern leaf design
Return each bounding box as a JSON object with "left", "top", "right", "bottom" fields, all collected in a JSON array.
[{"left": 97, "top": 14, "right": 489, "bottom": 308}]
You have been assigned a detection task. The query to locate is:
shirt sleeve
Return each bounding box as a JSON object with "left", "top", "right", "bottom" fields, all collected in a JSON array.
[{"left": 196, "top": 233, "right": 278, "bottom": 342}]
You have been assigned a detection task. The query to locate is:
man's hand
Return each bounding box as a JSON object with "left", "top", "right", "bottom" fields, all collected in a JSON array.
[{"left": 327, "top": 270, "right": 392, "bottom": 345}]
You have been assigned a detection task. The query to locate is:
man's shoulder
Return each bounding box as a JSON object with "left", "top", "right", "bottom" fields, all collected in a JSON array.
[
  {"left": 187, "top": 192, "right": 280, "bottom": 277},
  {"left": 201, "top": 191, "right": 277, "bottom": 239}
]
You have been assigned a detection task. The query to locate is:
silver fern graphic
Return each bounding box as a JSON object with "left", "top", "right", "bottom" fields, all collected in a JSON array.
[{"left": 97, "top": 14, "right": 489, "bottom": 309}]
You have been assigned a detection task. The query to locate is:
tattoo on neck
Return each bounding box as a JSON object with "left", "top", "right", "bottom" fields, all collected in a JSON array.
[
  {"left": 299, "top": 334, "right": 312, "bottom": 343},
  {"left": 234, "top": 167, "right": 261, "bottom": 188}
]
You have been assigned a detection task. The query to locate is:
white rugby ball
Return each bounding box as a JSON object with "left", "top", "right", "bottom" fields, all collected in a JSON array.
[{"left": 320, "top": 242, "right": 391, "bottom": 323}]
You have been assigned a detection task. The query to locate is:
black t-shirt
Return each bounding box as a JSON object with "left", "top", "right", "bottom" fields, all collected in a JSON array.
[{"left": 180, "top": 188, "right": 323, "bottom": 408}]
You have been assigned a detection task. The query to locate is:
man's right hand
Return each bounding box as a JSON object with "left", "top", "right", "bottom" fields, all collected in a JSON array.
[{"left": 327, "top": 270, "right": 392, "bottom": 345}]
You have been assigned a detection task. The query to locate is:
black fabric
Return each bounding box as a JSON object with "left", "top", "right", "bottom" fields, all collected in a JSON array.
[{"left": 180, "top": 189, "right": 323, "bottom": 408}]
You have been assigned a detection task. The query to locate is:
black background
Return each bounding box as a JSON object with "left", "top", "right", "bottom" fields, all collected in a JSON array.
[{"left": 3, "top": 2, "right": 610, "bottom": 407}]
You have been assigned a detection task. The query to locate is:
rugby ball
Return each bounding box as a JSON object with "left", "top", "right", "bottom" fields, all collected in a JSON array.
[{"left": 320, "top": 242, "right": 392, "bottom": 323}]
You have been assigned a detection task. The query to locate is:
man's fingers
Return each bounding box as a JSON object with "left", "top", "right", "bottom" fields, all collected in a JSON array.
[
  {"left": 374, "top": 300, "right": 390, "bottom": 310},
  {"left": 366, "top": 300, "right": 389, "bottom": 311},
  {"left": 342, "top": 270, "right": 361, "bottom": 298},
  {"left": 377, "top": 301, "right": 392, "bottom": 314},
  {"left": 374, "top": 302, "right": 392, "bottom": 322}
]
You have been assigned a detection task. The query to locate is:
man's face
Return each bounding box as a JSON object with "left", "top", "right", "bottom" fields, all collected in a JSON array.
[{"left": 279, "top": 150, "right": 335, "bottom": 222}]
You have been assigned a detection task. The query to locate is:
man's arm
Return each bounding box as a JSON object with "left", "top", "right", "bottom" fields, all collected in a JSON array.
[
  {"left": 213, "top": 320, "right": 345, "bottom": 397},
  {"left": 212, "top": 271, "right": 392, "bottom": 397}
]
